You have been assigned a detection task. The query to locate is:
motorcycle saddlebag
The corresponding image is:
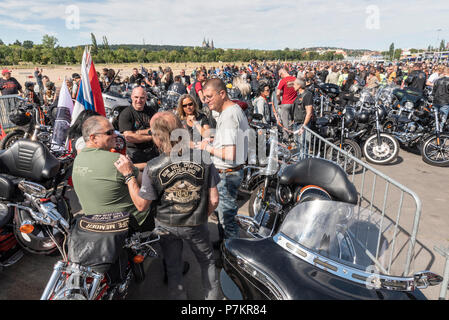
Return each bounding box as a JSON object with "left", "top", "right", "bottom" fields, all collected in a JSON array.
[
  {"left": 67, "top": 212, "right": 130, "bottom": 273},
  {"left": 0, "top": 175, "right": 19, "bottom": 201}
]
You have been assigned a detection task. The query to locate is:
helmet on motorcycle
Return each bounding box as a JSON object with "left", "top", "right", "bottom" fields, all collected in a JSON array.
[
  {"left": 357, "top": 111, "right": 370, "bottom": 123},
  {"left": 9, "top": 108, "right": 31, "bottom": 126},
  {"left": 296, "top": 185, "right": 332, "bottom": 203},
  {"left": 12, "top": 199, "right": 70, "bottom": 255},
  {"left": 343, "top": 107, "right": 356, "bottom": 127}
]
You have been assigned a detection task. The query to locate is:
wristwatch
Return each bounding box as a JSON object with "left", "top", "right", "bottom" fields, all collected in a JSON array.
[{"left": 147, "top": 129, "right": 152, "bottom": 136}]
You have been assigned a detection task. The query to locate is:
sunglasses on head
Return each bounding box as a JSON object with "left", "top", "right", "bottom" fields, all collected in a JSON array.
[
  {"left": 182, "top": 102, "right": 194, "bottom": 108},
  {"left": 94, "top": 129, "right": 115, "bottom": 136}
]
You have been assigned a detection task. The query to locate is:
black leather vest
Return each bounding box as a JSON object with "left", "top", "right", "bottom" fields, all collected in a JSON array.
[
  {"left": 434, "top": 77, "right": 449, "bottom": 105},
  {"left": 146, "top": 150, "right": 211, "bottom": 227}
]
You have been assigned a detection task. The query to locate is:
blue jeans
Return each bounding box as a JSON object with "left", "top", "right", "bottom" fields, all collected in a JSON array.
[
  {"left": 155, "top": 220, "right": 220, "bottom": 300},
  {"left": 216, "top": 169, "right": 244, "bottom": 239},
  {"left": 435, "top": 104, "right": 449, "bottom": 124}
]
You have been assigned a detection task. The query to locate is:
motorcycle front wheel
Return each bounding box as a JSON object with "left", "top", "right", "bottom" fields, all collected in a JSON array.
[
  {"left": 248, "top": 183, "right": 275, "bottom": 218},
  {"left": 363, "top": 133, "right": 399, "bottom": 165},
  {"left": 421, "top": 133, "right": 449, "bottom": 167},
  {"left": 325, "top": 139, "right": 362, "bottom": 174}
]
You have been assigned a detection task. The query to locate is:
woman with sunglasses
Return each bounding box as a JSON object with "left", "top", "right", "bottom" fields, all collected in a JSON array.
[{"left": 176, "top": 94, "right": 210, "bottom": 140}]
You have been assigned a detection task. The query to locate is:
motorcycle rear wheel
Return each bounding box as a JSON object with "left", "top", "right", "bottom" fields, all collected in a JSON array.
[
  {"left": 421, "top": 133, "right": 449, "bottom": 167},
  {"left": 363, "top": 133, "right": 399, "bottom": 165}
]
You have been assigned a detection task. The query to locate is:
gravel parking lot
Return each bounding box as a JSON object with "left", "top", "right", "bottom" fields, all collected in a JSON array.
[{"left": 0, "top": 148, "right": 447, "bottom": 300}]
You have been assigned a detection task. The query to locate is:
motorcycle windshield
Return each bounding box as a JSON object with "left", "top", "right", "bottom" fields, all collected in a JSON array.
[{"left": 278, "top": 200, "right": 390, "bottom": 272}]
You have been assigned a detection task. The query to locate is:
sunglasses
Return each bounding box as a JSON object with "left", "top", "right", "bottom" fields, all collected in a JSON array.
[
  {"left": 182, "top": 102, "right": 194, "bottom": 108},
  {"left": 94, "top": 129, "right": 115, "bottom": 136}
]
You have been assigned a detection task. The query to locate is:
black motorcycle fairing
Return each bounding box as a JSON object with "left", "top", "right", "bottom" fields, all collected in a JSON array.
[
  {"left": 0, "top": 140, "right": 60, "bottom": 182},
  {"left": 278, "top": 158, "right": 358, "bottom": 204},
  {"left": 222, "top": 237, "right": 426, "bottom": 300}
]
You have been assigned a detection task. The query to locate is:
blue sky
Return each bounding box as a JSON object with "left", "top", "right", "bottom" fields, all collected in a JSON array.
[{"left": 0, "top": 0, "right": 448, "bottom": 51}]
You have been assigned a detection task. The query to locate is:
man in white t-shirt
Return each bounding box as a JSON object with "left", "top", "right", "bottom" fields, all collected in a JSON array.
[
  {"left": 195, "top": 78, "right": 249, "bottom": 241},
  {"left": 427, "top": 65, "right": 444, "bottom": 87}
]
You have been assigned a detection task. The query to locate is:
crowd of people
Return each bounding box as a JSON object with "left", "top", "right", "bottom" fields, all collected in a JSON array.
[{"left": 1, "top": 57, "right": 449, "bottom": 299}]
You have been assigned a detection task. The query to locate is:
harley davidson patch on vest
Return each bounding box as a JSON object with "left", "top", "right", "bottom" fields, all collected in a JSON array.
[{"left": 159, "top": 162, "right": 204, "bottom": 185}]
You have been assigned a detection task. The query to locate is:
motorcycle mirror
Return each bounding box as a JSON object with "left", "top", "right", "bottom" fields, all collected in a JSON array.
[{"left": 413, "top": 271, "right": 443, "bottom": 289}]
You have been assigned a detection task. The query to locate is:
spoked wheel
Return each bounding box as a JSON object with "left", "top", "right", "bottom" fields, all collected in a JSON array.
[
  {"left": 421, "top": 133, "right": 449, "bottom": 167},
  {"left": 0, "top": 131, "right": 24, "bottom": 150},
  {"left": 325, "top": 139, "right": 362, "bottom": 174},
  {"left": 363, "top": 133, "right": 399, "bottom": 165}
]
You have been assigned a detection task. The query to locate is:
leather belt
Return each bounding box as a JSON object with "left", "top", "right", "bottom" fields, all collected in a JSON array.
[{"left": 217, "top": 165, "right": 243, "bottom": 174}]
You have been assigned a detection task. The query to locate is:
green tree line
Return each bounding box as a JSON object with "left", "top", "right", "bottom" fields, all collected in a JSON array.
[{"left": 0, "top": 34, "right": 345, "bottom": 66}]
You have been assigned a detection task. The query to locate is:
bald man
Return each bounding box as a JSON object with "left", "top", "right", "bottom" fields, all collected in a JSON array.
[{"left": 118, "top": 86, "right": 159, "bottom": 164}]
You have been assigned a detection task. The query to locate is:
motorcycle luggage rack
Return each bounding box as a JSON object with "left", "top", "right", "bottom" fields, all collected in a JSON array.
[{"left": 294, "top": 125, "right": 442, "bottom": 297}]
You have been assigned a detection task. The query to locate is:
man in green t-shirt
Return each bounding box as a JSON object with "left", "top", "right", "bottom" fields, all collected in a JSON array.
[{"left": 72, "top": 115, "right": 150, "bottom": 227}]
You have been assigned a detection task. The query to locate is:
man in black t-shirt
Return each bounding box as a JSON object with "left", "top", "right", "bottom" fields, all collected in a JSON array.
[
  {"left": 406, "top": 63, "right": 427, "bottom": 93},
  {"left": 118, "top": 86, "right": 158, "bottom": 165},
  {"left": 0, "top": 69, "right": 23, "bottom": 95},
  {"left": 291, "top": 78, "right": 315, "bottom": 150},
  {"left": 129, "top": 68, "right": 144, "bottom": 85}
]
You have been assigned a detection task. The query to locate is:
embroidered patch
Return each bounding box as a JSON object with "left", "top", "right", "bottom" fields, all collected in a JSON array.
[
  {"left": 79, "top": 212, "right": 129, "bottom": 233},
  {"left": 159, "top": 162, "right": 204, "bottom": 185}
]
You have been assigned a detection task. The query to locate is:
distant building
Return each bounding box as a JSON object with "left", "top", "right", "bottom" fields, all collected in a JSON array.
[{"left": 202, "top": 37, "right": 215, "bottom": 49}]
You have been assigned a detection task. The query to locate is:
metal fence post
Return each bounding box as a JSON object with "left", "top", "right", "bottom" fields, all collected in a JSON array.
[{"left": 434, "top": 245, "right": 449, "bottom": 300}]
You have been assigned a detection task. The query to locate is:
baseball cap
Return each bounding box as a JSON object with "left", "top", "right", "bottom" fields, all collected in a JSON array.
[
  {"left": 2, "top": 69, "right": 12, "bottom": 75},
  {"left": 72, "top": 73, "right": 81, "bottom": 79}
]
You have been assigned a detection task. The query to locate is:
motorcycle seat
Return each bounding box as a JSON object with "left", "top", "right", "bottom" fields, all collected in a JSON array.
[
  {"left": 279, "top": 158, "right": 358, "bottom": 204},
  {"left": 0, "top": 140, "right": 60, "bottom": 182}
]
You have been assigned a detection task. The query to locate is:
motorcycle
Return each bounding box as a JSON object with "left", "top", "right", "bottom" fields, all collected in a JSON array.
[
  {"left": 382, "top": 99, "right": 448, "bottom": 166},
  {"left": 246, "top": 155, "right": 358, "bottom": 237},
  {"left": 314, "top": 107, "right": 362, "bottom": 173},
  {"left": 41, "top": 221, "right": 164, "bottom": 300},
  {"left": 0, "top": 98, "right": 53, "bottom": 150},
  {"left": 0, "top": 140, "right": 73, "bottom": 262},
  {"left": 420, "top": 104, "right": 449, "bottom": 167},
  {"left": 220, "top": 200, "right": 443, "bottom": 300},
  {"left": 344, "top": 90, "right": 399, "bottom": 165}
]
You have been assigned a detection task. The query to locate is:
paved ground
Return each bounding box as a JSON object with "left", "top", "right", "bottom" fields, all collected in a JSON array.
[{"left": 0, "top": 148, "right": 447, "bottom": 300}]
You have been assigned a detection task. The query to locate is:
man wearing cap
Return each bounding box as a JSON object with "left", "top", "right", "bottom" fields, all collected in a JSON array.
[{"left": 0, "top": 69, "right": 23, "bottom": 96}]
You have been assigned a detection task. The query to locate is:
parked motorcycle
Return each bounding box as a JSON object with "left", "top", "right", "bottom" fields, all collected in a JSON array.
[
  {"left": 420, "top": 105, "right": 449, "bottom": 167},
  {"left": 220, "top": 200, "right": 443, "bottom": 300},
  {"left": 246, "top": 156, "right": 358, "bottom": 237},
  {"left": 0, "top": 98, "right": 53, "bottom": 150},
  {"left": 41, "top": 222, "right": 164, "bottom": 300},
  {"left": 0, "top": 140, "right": 73, "bottom": 262}
]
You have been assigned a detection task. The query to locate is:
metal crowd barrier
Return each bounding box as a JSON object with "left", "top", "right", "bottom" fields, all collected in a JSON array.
[
  {"left": 0, "top": 94, "right": 21, "bottom": 129},
  {"left": 295, "top": 126, "right": 436, "bottom": 282}
]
